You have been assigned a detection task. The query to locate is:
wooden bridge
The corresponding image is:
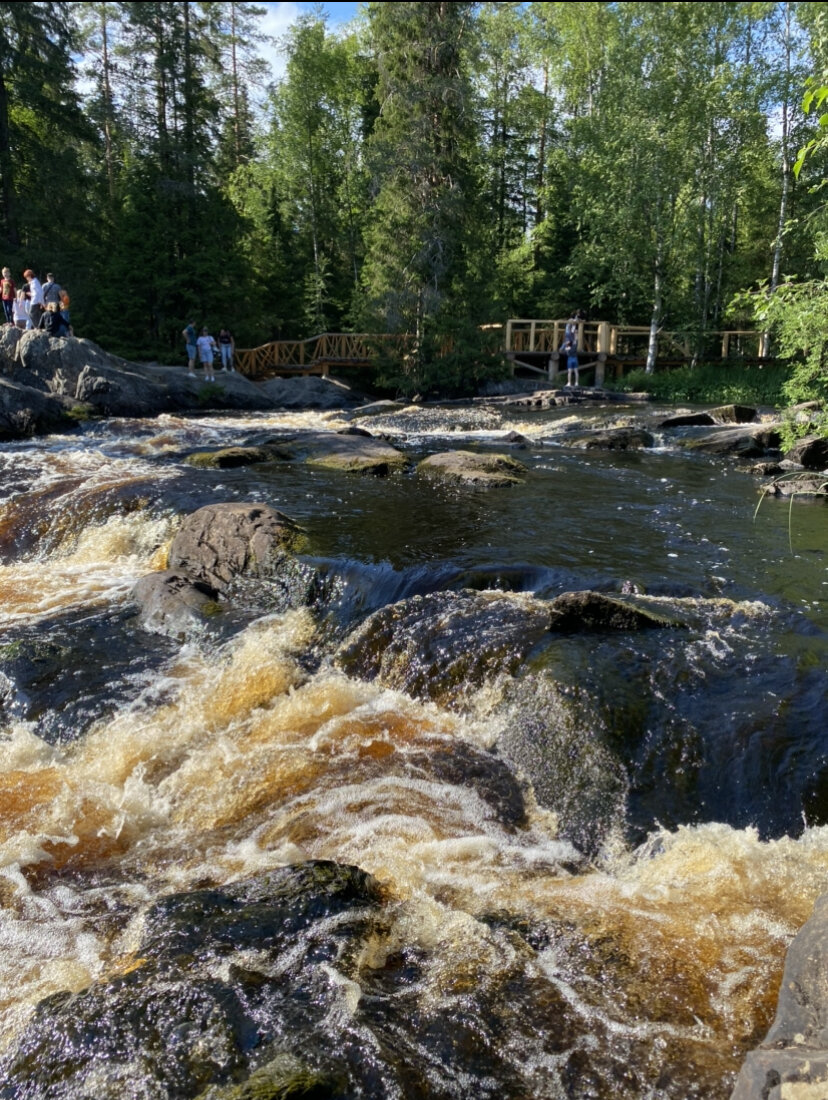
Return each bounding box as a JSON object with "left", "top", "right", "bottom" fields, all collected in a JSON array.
[
  {"left": 234, "top": 332, "right": 405, "bottom": 379},
  {"left": 503, "top": 319, "right": 769, "bottom": 385},
  {"left": 234, "top": 321, "right": 767, "bottom": 382}
]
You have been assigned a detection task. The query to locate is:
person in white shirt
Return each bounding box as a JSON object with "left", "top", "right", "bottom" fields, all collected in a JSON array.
[
  {"left": 12, "top": 289, "right": 29, "bottom": 330},
  {"left": 23, "top": 269, "right": 44, "bottom": 328},
  {"left": 196, "top": 328, "right": 218, "bottom": 381}
]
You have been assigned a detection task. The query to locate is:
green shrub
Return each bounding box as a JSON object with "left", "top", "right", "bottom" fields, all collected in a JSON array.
[{"left": 616, "top": 363, "right": 788, "bottom": 406}]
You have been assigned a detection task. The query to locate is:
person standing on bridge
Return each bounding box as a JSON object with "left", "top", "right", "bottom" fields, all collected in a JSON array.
[{"left": 562, "top": 310, "right": 584, "bottom": 388}]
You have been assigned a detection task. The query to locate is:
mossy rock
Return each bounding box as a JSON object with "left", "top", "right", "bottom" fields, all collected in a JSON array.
[
  {"left": 416, "top": 450, "right": 527, "bottom": 488},
  {"left": 186, "top": 446, "right": 274, "bottom": 469}
]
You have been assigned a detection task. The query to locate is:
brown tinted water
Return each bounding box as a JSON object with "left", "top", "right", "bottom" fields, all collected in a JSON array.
[{"left": 0, "top": 401, "right": 826, "bottom": 1098}]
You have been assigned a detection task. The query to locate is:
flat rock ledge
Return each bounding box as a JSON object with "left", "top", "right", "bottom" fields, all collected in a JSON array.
[
  {"left": 731, "top": 893, "right": 828, "bottom": 1100},
  {"left": 417, "top": 449, "right": 527, "bottom": 487}
]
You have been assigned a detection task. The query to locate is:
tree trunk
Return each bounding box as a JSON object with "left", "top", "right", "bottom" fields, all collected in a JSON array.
[
  {"left": 100, "top": 4, "right": 115, "bottom": 203},
  {"left": 646, "top": 235, "right": 663, "bottom": 374},
  {"left": 0, "top": 60, "right": 19, "bottom": 248}
]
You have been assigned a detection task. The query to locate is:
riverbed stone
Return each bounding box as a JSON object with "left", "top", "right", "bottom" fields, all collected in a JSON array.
[
  {"left": 132, "top": 569, "right": 222, "bottom": 638},
  {"left": 731, "top": 893, "right": 828, "bottom": 1100},
  {"left": 547, "top": 591, "right": 675, "bottom": 632},
  {"left": 335, "top": 589, "right": 552, "bottom": 705},
  {"left": 783, "top": 435, "right": 828, "bottom": 470},
  {"left": 0, "top": 375, "right": 69, "bottom": 438},
  {"left": 272, "top": 430, "right": 408, "bottom": 475},
  {"left": 560, "top": 426, "right": 655, "bottom": 450},
  {"left": 710, "top": 404, "right": 758, "bottom": 424},
  {"left": 683, "top": 424, "right": 782, "bottom": 457},
  {"left": 417, "top": 450, "right": 527, "bottom": 487},
  {"left": 758, "top": 472, "right": 828, "bottom": 499},
  {"left": 660, "top": 412, "right": 716, "bottom": 427},
  {"left": 0, "top": 861, "right": 385, "bottom": 1100},
  {"left": 184, "top": 445, "right": 275, "bottom": 469},
  {"left": 258, "top": 374, "right": 363, "bottom": 409},
  {"left": 167, "top": 502, "right": 305, "bottom": 592}
]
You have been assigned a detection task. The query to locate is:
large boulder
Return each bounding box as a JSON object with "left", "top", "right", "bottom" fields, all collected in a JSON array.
[
  {"left": 731, "top": 893, "right": 828, "bottom": 1099},
  {"left": 417, "top": 450, "right": 527, "bottom": 488},
  {"left": 710, "top": 404, "right": 758, "bottom": 424},
  {"left": 335, "top": 589, "right": 552, "bottom": 705},
  {"left": 0, "top": 375, "right": 69, "bottom": 439},
  {"left": 258, "top": 375, "right": 363, "bottom": 409},
  {"left": 167, "top": 503, "right": 304, "bottom": 592},
  {"left": 0, "top": 862, "right": 386, "bottom": 1100}
]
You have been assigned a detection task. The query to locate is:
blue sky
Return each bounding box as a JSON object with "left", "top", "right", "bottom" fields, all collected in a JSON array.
[{"left": 259, "top": 1, "right": 362, "bottom": 79}]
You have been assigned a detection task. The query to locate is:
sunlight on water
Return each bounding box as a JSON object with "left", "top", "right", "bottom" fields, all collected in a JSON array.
[
  {"left": 0, "top": 512, "right": 177, "bottom": 621},
  {"left": 0, "top": 604, "right": 826, "bottom": 1081}
]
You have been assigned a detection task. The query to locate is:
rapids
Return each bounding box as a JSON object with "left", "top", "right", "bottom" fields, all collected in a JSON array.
[{"left": 0, "top": 398, "right": 827, "bottom": 1098}]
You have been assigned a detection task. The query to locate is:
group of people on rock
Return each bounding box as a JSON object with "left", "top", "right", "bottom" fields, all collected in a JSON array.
[
  {"left": 182, "top": 321, "right": 235, "bottom": 380},
  {"left": 1, "top": 269, "right": 72, "bottom": 337}
]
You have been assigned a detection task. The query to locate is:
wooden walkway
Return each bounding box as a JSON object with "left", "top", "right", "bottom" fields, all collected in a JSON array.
[
  {"left": 234, "top": 321, "right": 767, "bottom": 381},
  {"left": 235, "top": 332, "right": 407, "bottom": 379}
]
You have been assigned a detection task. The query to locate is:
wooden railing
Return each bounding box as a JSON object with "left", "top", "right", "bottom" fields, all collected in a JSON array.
[
  {"left": 235, "top": 322, "right": 770, "bottom": 381},
  {"left": 235, "top": 332, "right": 409, "bottom": 379}
]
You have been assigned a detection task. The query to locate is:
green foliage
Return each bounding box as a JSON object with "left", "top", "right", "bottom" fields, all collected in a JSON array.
[
  {"left": 617, "top": 363, "right": 789, "bottom": 406},
  {"left": 373, "top": 320, "right": 509, "bottom": 399}
]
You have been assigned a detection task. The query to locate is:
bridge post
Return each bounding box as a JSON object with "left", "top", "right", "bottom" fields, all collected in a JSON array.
[
  {"left": 595, "top": 354, "right": 606, "bottom": 388},
  {"left": 505, "top": 319, "right": 512, "bottom": 352},
  {"left": 721, "top": 332, "right": 730, "bottom": 359},
  {"left": 530, "top": 321, "right": 537, "bottom": 352},
  {"left": 548, "top": 352, "right": 560, "bottom": 380},
  {"left": 597, "top": 322, "right": 610, "bottom": 356}
]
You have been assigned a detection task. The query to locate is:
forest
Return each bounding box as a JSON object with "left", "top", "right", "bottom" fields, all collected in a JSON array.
[{"left": 3, "top": 1, "right": 828, "bottom": 396}]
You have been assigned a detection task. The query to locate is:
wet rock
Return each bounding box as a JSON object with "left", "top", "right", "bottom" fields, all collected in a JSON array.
[
  {"left": 0, "top": 608, "right": 178, "bottom": 744},
  {"left": 758, "top": 472, "right": 828, "bottom": 499},
  {"left": 496, "top": 676, "right": 628, "bottom": 858},
  {"left": 561, "top": 427, "right": 655, "bottom": 450},
  {"left": 335, "top": 589, "right": 552, "bottom": 705},
  {"left": 185, "top": 446, "right": 275, "bottom": 469},
  {"left": 710, "top": 404, "right": 758, "bottom": 424},
  {"left": 660, "top": 412, "right": 716, "bottom": 427},
  {"left": 731, "top": 893, "right": 828, "bottom": 1100},
  {"left": 548, "top": 591, "right": 674, "bottom": 632},
  {"left": 14, "top": 331, "right": 172, "bottom": 417},
  {"left": 275, "top": 431, "right": 408, "bottom": 475},
  {"left": 417, "top": 450, "right": 527, "bottom": 488},
  {"left": 0, "top": 376, "right": 69, "bottom": 439},
  {"left": 783, "top": 435, "right": 828, "bottom": 470},
  {"left": 407, "top": 741, "right": 528, "bottom": 831},
  {"left": 168, "top": 503, "right": 305, "bottom": 592},
  {"left": 0, "top": 862, "right": 384, "bottom": 1100},
  {"left": 258, "top": 375, "right": 362, "bottom": 410},
  {"left": 682, "top": 424, "right": 782, "bottom": 457},
  {"left": 750, "top": 461, "right": 785, "bottom": 476},
  {"left": 132, "top": 569, "right": 221, "bottom": 639}
]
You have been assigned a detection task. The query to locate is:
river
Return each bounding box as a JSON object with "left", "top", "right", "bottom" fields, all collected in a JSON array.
[{"left": 0, "top": 396, "right": 827, "bottom": 1099}]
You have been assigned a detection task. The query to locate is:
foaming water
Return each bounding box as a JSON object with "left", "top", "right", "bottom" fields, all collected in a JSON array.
[{"left": 0, "top": 400, "right": 827, "bottom": 1095}]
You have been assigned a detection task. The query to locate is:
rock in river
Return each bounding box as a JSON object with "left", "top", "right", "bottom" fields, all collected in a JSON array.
[
  {"left": 335, "top": 589, "right": 552, "bottom": 705},
  {"left": 417, "top": 450, "right": 527, "bottom": 488},
  {"left": 167, "top": 502, "right": 305, "bottom": 592}
]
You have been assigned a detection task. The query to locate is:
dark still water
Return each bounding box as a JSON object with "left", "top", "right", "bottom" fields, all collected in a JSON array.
[{"left": 0, "top": 399, "right": 826, "bottom": 1099}]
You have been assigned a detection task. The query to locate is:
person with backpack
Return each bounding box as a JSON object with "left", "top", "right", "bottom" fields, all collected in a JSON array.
[
  {"left": 41, "top": 273, "right": 62, "bottom": 308},
  {"left": 0, "top": 269, "right": 15, "bottom": 324}
]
